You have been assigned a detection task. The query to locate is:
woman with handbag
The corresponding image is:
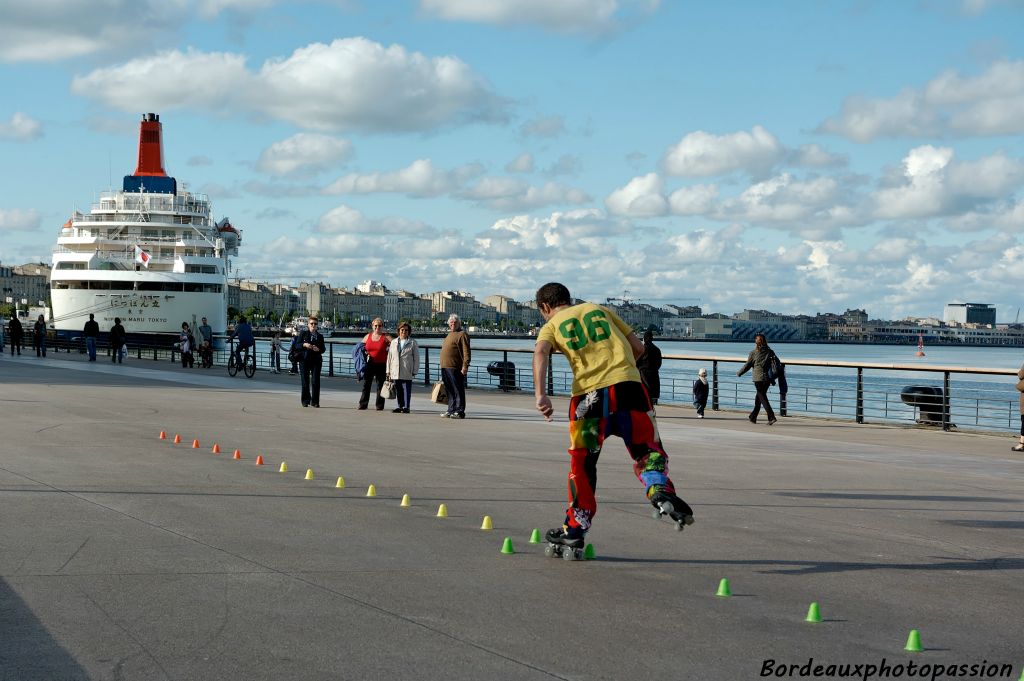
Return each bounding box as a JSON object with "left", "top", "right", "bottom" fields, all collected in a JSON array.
[
  {"left": 1014, "top": 363, "right": 1024, "bottom": 452},
  {"left": 736, "top": 333, "right": 777, "bottom": 425},
  {"left": 358, "top": 318, "right": 391, "bottom": 411},
  {"left": 385, "top": 322, "right": 420, "bottom": 413}
]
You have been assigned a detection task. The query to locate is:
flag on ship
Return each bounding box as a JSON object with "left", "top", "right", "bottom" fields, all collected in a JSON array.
[{"left": 135, "top": 245, "right": 151, "bottom": 268}]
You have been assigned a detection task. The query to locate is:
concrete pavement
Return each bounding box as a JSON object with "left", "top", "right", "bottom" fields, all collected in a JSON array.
[{"left": 1, "top": 352, "right": 1022, "bottom": 680}]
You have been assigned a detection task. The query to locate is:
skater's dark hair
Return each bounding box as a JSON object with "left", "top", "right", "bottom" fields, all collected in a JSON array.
[{"left": 536, "top": 282, "right": 571, "bottom": 309}]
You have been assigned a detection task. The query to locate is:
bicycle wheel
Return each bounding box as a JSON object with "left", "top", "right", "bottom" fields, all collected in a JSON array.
[
  {"left": 243, "top": 353, "right": 256, "bottom": 378},
  {"left": 227, "top": 355, "right": 238, "bottom": 377}
]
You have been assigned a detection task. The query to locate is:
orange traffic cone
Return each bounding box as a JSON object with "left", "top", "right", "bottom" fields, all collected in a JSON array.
[
  {"left": 255, "top": 455, "right": 264, "bottom": 466},
  {"left": 159, "top": 431, "right": 166, "bottom": 440},
  {"left": 233, "top": 450, "right": 241, "bottom": 460},
  {"left": 173, "top": 434, "right": 181, "bottom": 444},
  {"left": 212, "top": 443, "right": 221, "bottom": 454},
  {"left": 192, "top": 439, "right": 200, "bottom": 449}
]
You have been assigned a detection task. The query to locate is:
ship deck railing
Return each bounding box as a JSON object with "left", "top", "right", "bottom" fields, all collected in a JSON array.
[{"left": 36, "top": 334, "right": 1023, "bottom": 434}]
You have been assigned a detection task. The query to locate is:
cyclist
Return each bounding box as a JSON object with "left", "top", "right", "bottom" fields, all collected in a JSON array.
[{"left": 228, "top": 315, "right": 255, "bottom": 370}]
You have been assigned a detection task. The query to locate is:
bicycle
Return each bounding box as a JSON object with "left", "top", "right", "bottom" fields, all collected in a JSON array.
[{"left": 227, "top": 342, "right": 256, "bottom": 378}]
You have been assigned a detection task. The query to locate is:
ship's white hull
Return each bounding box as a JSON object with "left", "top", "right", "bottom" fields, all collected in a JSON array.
[{"left": 51, "top": 289, "right": 227, "bottom": 336}]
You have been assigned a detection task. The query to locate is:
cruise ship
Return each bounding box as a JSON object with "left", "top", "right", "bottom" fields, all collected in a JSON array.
[{"left": 50, "top": 114, "right": 240, "bottom": 340}]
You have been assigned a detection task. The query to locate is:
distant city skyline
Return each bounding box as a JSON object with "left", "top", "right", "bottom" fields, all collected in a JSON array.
[{"left": 1, "top": 2, "right": 1022, "bottom": 321}]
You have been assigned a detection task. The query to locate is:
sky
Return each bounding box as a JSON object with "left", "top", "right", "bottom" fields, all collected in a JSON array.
[{"left": 1, "top": 0, "right": 1023, "bottom": 321}]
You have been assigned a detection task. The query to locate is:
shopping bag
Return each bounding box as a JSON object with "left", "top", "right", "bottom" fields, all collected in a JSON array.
[
  {"left": 431, "top": 381, "right": 447, "bottom": 404},
  {"left": 380, "top": 379, "right": 397, "bottom": 400}
]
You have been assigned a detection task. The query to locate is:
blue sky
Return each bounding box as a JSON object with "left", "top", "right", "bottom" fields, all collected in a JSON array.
[{"left": 2, "top": 0, "right": 1023, "bottom": 320}]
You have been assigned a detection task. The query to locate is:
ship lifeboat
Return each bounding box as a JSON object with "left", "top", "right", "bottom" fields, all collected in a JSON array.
[{"left": 216, "top": 217, "right": 240, "bottom": 248}]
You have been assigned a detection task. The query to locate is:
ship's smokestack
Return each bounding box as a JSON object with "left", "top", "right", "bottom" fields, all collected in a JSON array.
[{"left": 133, "top": 113, "right": 167, "bottom": 177}]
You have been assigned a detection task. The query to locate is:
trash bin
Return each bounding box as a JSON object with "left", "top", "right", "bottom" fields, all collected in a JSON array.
[
  {"left": 486, "top": 361, "right": 516, "bottom": 391},
  {"left": 900, "top": 386, "right": 945, "bottom": 425}
]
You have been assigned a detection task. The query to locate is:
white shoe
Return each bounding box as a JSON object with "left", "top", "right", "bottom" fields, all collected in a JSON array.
[{"left": 697, "top": 415, "right": 704, "bottom": 419}]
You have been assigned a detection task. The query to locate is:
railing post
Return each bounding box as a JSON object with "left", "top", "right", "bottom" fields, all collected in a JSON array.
[
  {"left": 153, "top": 346, "right": 158, "bottom": 361},
  {"left": 137, "top": 345, "right": 141, "bottom": 359},
  {"left": 942, "top": 371, "right": 951, "bottom": 431},
  {"left": 502, "top": 350, "right": 508, "bottom": 392},
  {"left": 855, "top": 367, "right": 864, "bottom": 424},
  {"left": 328, "top": 343, "right": 334, "bottom": 377},
  {"left": 711, "top": 361, "right": 719, "bottom": 411},
  {"left": 546, "top": 356, "right": 554, "bottom": 397},
  {"left": 423, "top": 347, "right": 431, "bottom": 386}
]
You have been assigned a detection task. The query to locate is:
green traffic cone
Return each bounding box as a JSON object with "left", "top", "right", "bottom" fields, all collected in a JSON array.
[
  {"left": 1017, "top": 665, "right": 1023, "bottom": 681},
  {"left": 716, "top": 578, "right": 732, "bottom": 597},
  {"left": 500, "top": 537, "right": 515, "bottom": 554},
  {"left": 528, "top": 528, "right": 542, "bottom": 544},
  {"left": 584, "top": 543, "right": 596, "bottom": 560},
  {"left": 805, "top": 602, "right": 821, "bottom": 623},
  {"left": 904, "top": 629, "right": 922, "bottom": 652}
]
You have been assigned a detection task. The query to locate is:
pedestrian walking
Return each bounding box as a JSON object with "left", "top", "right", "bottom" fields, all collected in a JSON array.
[
  {"left": 297, "top": 315, "right": 325, "bottom": 407},
  {"left": 288, "top": 329, "right": 300, "bottom": 375},
  {"left": 532, "top": 282, "right": 694, "bottom": 554},
  {"left": 109, "top": 318, "right": 126, "bottom": 363},
  {"left": 84, "top": 313, "right": 99, "bottom": 361},
  {"left": 197, "top": 316, "right": 214, "bottom": 368},
  {"left": 439, "top": 314, "right": 470, "bottom": 418},
  {"left": 1014, "top": 361, "right": 1024, "bottom": 452},
  {"left": 270, "top": 331, "right": 282, "bottom": 374},
  {"left": 33, "top": 314, "right": 46, "bottom": 358},
  {"left": 178, "top": 322, "right": 195, "bottom": 368},
  {"left": 385, "top": 322, "right": 419, "bottom": 413},
  {"left": 9, "top": 315, "right": 23, "bottom": 355},
  {"left": 692, "top": 368, "right": 709, "bottom": 418},
  {"left": 737, "top": 333, "right": 778, "bottom": 425},
  {"left": 359, "top": 318, "right": 390, "bottom": 410},
  {"left": 636, "top": 330, "right": 662, "bottom": 404}
]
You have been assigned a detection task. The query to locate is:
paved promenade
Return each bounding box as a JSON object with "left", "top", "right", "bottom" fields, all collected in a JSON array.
[{"left": 1, "top": 353, "right": 1022, "bottom": 681}]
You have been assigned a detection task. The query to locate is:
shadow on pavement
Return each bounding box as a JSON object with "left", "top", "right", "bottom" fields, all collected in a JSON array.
[{"left": 0, "top": 578, "right": 89, "bottom": 681}]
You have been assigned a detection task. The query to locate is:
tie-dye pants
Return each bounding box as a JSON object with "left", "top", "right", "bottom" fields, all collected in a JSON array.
[{"left": 563, "top": 381, "right": 676, "bottom": 534}]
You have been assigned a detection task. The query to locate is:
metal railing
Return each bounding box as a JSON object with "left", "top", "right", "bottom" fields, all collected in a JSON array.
[{"left": 35, "top": 335, "right": 1021, "bottom": 433}]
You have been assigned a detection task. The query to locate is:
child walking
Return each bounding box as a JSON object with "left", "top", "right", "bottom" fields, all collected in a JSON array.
[{"left": 532, "top": 282, "right": 694, "bottom": 553}]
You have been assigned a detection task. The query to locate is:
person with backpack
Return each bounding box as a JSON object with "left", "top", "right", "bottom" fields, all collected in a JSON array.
[{"left": 737, "top": 333, "right": 778, "bottom": 425}]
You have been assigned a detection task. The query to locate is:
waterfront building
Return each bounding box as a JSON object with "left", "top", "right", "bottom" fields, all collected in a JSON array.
[
  {"left": 944, "top": 303, "right": 996, "bottom": 326},
  {"left": 1, "top": 262, "right": 50, "bottom": 310}
]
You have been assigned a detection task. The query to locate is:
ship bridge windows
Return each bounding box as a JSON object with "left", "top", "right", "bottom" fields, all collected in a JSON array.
[
  {"left": 185, "top": 264, "right": 221, "bottom": 274},
  {"left": 55, "top": 262, "right": 87, "bottom": 270},
  {"left": 161, "top": 229, "right": 177, "bottom": 240}
]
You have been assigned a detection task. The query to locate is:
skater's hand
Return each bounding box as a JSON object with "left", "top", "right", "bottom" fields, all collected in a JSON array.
[{"left": 536, "top": 395, "right": 553, "bottom": 421}]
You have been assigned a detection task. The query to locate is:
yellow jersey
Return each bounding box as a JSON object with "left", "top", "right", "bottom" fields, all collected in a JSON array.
[{"left": 536, "top": 303, "right": 640, "bottom": 395}]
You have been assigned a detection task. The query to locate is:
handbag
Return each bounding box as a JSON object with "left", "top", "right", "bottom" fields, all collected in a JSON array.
[
  {"left": 380, "top": 379, "right": 396, "bottom": 400},
  {"left": 431, "top": 381, "right": 447, "bottom": 404}
]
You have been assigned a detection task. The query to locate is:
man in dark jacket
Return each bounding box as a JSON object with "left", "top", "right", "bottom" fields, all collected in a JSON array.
[
  {"left": 109, "top": 317, "right": 126, "bottom": 363},
  {"left": 297, "top": 316, "right": 326, "bottom": 407},
  {"left": 636, "top": 330, "right": 663, "bottom": 404},
  {"left": 84, "top": 313, "right": 100, "bottom": 361},
  {"left": 32, "top": 315, "right": 46, "bottom": 358},
  {"left": 8, "top": 316, "right": 23, "bottom": 355}
]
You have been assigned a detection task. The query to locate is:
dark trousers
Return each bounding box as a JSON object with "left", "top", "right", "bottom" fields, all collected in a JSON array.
[
  {"left": 10, "top": 338, "right": 21, "bottom": 355},
  {"left": 360, "top": 361, "right": 386, "bottom": 409},
  {"left": 86, "top": 337, "right": 97, "bottom": 360},
  {"left": 750, "top": 380, "right": 776, "bottom": 422},
  {"left": 396, "top": 379, "right": 412, "bottom": 410},
  {"left": 111, "top": 344, "right": 122, "bottom": 363},
  {"left": 181, "top": 351, "right": 194, "bottom": 368},
  {"left": 270, "top": 349, "right": 281, "bottom": 371},
  {"left": 693, "top": 396, "right": 707, "bottom": 416},
  {"left": 34, "top": 336, "right": 45, "bottom": 357},
  {"left": 441, "top": 368, "right": 466, "bottom": 415},
  {"left": 301, "top": 360, "right": 321, "bottom": 406}
]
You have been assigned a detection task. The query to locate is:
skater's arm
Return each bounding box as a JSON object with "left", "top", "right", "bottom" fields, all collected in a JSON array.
[
  {"left": 533, "top": 340, "right": 553, "bottom": 421},
  {"left": 626, "top": 332, "right": 645, "bottom": 360}
]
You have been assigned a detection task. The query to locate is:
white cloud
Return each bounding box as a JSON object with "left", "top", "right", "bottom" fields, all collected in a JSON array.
[
  {"left": 256, "top": 133, "right": 354, "bottom": 177},
  {"left": 820, "top": 60, "right": 1024, "bottom": 141},
  {"left": 790, "top": 144, "right": 846, "bottom": 168},
  {"left": 605, "top": 173, "right": 667, "bottom": 217},
  {"left": 545, "top": 154, "right": 581, "bottom": 176},
  {"left": 661, "top": 126, "right": 785, "bottom": 177},
  {"left": 419, "top": 0, "right": 659, "bottom": 33},
  {"left": 0, "top": 208, "right": 41, "bottom": 231},
  {"left": 505, "top": 153, "right": 535, "bottom": 173},
  {"left": 316, "top": 205, "right": 431, "bottom": 236},
  {"left": 323, "top": 159, "right": 484, "bottom": 197},
  {"left": 520, "top": 115, "right": 566, "bottom": 137},
  {"left": 668, "top": 184, "right": 718, "bottom": 215},
  {"left": 0, "top": 1, "right": 187, "bottom": 63},
  {"left": 460, "top": 178, "right": 591, "bottom": 211},
  {"left": 72, "top": 38, "right": 509, "bottom": 133},
  {"left": 0, "top": 112, "right": 43, "bottom": 141}
]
